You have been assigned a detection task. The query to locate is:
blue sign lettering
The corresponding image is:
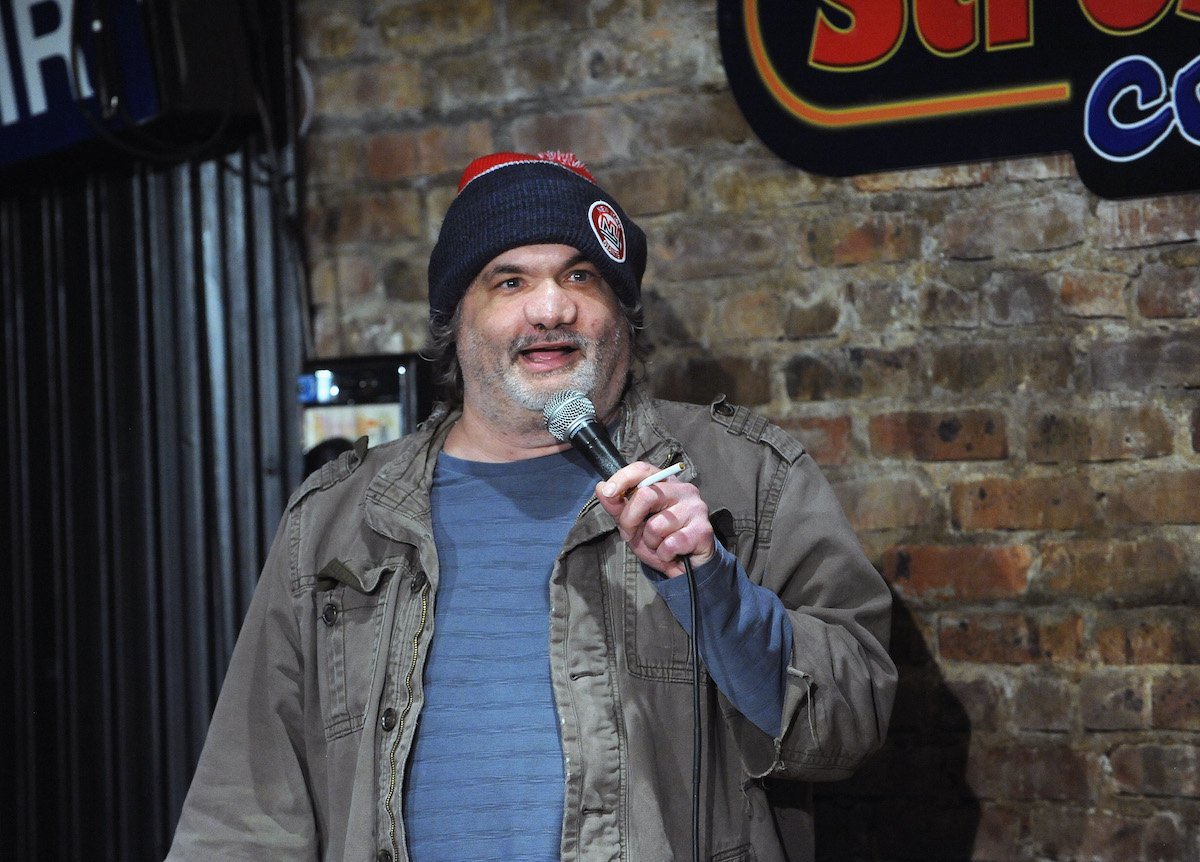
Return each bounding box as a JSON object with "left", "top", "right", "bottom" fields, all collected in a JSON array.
[{"left": 1086, "top": 54, "right": 1200, "bottom": 162}]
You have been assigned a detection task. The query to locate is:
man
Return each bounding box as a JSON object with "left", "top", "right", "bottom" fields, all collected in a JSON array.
[{"left": 168, "top": 151, "right": 896, "bottom": 861}]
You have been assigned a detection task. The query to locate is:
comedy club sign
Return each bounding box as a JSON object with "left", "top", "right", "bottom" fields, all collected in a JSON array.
[{"left": 717, "top": 1, "right": 1200, "bottom": 198}]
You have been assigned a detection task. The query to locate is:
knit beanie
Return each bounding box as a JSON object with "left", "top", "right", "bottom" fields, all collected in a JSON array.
[{"left": 427, "top": 151, "right": 647, "bottom": 323}]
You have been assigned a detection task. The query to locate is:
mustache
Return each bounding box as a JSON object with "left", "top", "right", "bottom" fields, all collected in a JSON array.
[{"left": 509, "top": 329, "right": 589, "bottom": 358}]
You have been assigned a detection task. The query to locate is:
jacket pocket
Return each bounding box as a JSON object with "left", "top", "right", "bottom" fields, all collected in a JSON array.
[
  {"left": 313, "top": 559, "right": 399, "bottom": 740},
  {"left": 622, "top": 511, "right": 749, "bottom": 683},
  {"left": 622, "top": 548, "right": 696, "bottom": 683}
]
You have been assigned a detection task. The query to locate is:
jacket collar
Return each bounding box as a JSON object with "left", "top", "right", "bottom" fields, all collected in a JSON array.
[{"left": 362, "top": 381, "right": 692, "bottom": 545}]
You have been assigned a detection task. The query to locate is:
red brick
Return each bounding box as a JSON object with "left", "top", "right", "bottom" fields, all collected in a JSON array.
[
  {"left": 509, "top": 106, "right": 635, "bottom": 163},
  {"left": 784, "top": 299, "right": 839, "bottom": 338},
  {"left": 604, "top": 162, "right": 688, "bottom": 217},
  {"left": 1036, "top": 538, "right": 1186, "bottom": 604},
  {"left": 1110, "top": 744, "right": 1200, "bottom": 797},
  {"left": 1091, "top": 335, "right": 1200, "bottom": 391},
  {"left": 776, "top": 415, "right": 851, "bottom": 467},
  {"left": 652, "top": 356, "right": 771, "bottom": 407},
  {"left": 939, "top": 613, "right": 1084, "bottom": 664},
  {"left": 940, "top": 194, "right": 1087, "bottom": 259},
  {"left": 1096, "top": 195, "right": 1200, "bottom": 249},
  {"left": 367, "top": 122, "right": 494, "bottom": 181},
  {"left": 1093, "top": 612, "right": 1200, "bottom": 665},
  {"left": 378, "top": 0, "right": 495, "bottom": 53},
  {"left": 507, "top": 0, "right": 587, "bottom": 31},
  {"left": 921, "top": 288, "right": 984, "bottom": 330},
  {"left": 716, "top": 289, "right": 784, "bottom": 340},
  {"left": 849, "top": 279, "right": 917, "bottom": 330},
  {"left": 1030, "top": 808, "right": 1188, "bottom": 862},
  {"left": 381, "top": 258, "right": 428, "bottom": 303},
  {"left": 826, "top": 214, "right": 922, "bottom": 266},
  {"left": 428, "top": 51, "right": 508, "bottom": 112},
  {"left": 311, "top": 255, "right": 375, "bottom": 303},
  {"left": 870, "top": 409, "right": 1007, "bottom": 461},
  {"left": 301, "top": 11, "right": 363, "bottom": 59},
  {"left": 944, "top": 677, "right": 1002, "bottom": 733},
  {"left": 967, "top": 743, "right": 1094, "bottom": 800},
  {"left": 1135, "top": 263, "right": 1200, "bottom": 318},
  {"left": 1012, "top": 672, "right": 1073, "bottom": 732},
  {"left": 1003, "top": 153, "right": 1077, "bottom": 180},
  {"left": 928, "top": 342, "right": 1009, "bottom": 392},
  {"left": 852, "top": 163, "right": 994, "bottom": 191},
  {"left": 653, "top": 223, "right": 780, "bottom": 281},
  {"left": 1058, "top": 270, "right": 1129, "bottom": 318},
  {"left": 785, "top": 348, "right": 919, "bottom": 401},
  {"left": 710, "top": 159, "right": 826, "bottom": 211},
  {"left": 929, "top": 339, "right": 1075, "bottom": 394},
  {"left": 305, "top": 134, "right": 367, "bottom": 185},
  {"left": 1027, "top": 406, "right": 1173, "bottom": 463},
  {"left": 950, "top": 476, "right": 1099, "bottom": 530},
  {"left": 832, "top": 478, "right": 935, "bottom": 532},
  {"left": 1152, "top": 670, "right": 1200, "bottom": 731},
  {"left": 883, "top": 544, "right": 1031, "bottom": 601},
  {"left": 638, "top": 92, "right": 751, "bottom": 150},
  {"left": 1080, "top": 670, "right": 1148, "bottom": 730},
  {"left": 311, "top": 190, "right": 423, "bottom": 244},
  {"left": 983, "top": 270, "right": 1056, "bottom": 326},
  {"left": 1109, "top": 470, "right": 1200, "bottom": 525}
]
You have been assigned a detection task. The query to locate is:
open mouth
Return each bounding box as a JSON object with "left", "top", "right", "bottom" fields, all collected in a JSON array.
[{"left": 517, "top": 342, "right": 580, "bottom": 366}]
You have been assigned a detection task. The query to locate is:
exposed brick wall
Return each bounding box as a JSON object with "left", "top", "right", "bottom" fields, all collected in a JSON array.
[{"left": 298, "top": 1, "right": 1200, "bottom": 858}]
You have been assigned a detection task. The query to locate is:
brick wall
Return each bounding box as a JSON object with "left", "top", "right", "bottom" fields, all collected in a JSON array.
[{"left": 299, "top": 2, "right": 1200, "bottom": 858}]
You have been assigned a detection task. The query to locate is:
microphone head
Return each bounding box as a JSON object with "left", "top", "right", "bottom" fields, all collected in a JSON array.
[{"left": 543, "top": 389, "right": 595, "bottom": 442}]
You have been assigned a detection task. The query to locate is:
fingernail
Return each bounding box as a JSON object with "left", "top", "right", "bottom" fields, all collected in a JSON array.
[{"left": 600, "top": 483, "right": 616, "bottom": 497}]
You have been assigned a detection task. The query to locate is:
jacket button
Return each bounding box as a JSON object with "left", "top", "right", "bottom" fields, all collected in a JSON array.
[
  {"left": 320, "top": 603, "right": 338, "bottom": 625},
  {"left": 377, "top": 850, "right": 393, "bottom": 862},
  {"left": 381, "top": 707, "right": 398, "bottom": 732}
]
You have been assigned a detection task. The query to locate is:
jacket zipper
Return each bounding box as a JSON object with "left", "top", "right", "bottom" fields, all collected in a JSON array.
[{"left": 385, "top": 576, "right": 430, "bottom": 861}]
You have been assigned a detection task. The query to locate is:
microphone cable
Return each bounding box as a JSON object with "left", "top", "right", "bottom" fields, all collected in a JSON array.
[
  {"left": 543, "top": 389, "right": 703, "bottom": 861},
  {"left": 682, "top": 553, "right": 701, "bottom": 862}
]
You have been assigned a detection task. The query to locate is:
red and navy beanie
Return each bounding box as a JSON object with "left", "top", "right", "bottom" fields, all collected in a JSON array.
[{"left": 427, "top": 151, "right": 647, "bottom": 323}]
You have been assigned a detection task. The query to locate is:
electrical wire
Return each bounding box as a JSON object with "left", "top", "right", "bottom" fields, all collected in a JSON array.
[{"left": 683, "top": 554, "right": 701, "bottom": 862}]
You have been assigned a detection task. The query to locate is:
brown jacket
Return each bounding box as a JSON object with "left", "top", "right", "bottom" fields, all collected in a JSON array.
[{"left": 167, "top": 385, "right": 896, "bottom": 861}]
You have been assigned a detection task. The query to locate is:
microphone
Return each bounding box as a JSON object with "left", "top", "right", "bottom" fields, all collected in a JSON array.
[{"left": 543, "top": 389, "right": 626, "bottom": 479}]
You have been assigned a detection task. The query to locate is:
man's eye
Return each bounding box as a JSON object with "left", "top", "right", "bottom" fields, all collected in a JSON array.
[
  {"left": 498, "top": 278, "right": 521, "bottom": 289},
  {"left": 568, "top": 270, "right": 594, "bottom": 282}
]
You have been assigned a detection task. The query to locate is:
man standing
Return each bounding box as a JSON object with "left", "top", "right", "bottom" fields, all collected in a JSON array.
[{"left": 168, "top": 151, "right": 896, "bottom": 861}]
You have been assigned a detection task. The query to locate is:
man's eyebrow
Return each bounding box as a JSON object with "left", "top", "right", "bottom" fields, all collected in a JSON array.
[{"left": 478, "top": 253, "right": 595, "bottom": 281}]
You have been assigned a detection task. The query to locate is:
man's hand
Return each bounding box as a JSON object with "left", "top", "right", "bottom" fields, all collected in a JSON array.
[{"left": 595, "top": 462, "right": 715, "bottom": 578}]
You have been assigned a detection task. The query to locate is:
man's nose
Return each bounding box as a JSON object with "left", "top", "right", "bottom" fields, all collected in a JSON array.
[{"left": 525, "top": 280, "right": 578, "bottom": 329}]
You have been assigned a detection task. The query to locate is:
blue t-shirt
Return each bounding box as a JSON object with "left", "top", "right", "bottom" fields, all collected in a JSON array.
[
  {"left": 404, "top": 446, "right": 793, "bottom": 860},
  {"left": 404, "top": 447, "right": 596, "bottom": 860}
]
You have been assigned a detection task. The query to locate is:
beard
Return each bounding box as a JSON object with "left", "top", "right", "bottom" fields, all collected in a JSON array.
[{"left": 458, "top": 322, "right": 628, "bottom": 422}]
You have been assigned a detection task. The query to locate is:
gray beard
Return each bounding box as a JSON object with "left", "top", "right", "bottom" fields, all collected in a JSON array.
[{"left": 460, "top": 324, "right": 625, "bottom": 419}]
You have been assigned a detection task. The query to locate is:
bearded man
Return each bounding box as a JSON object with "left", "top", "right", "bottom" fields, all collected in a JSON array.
[{"left": 168, "top": 151, "right": 896, "bottom": 861}]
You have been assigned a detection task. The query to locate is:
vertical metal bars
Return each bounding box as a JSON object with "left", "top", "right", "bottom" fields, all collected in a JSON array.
[{"left": 0, "top": 141, "right": 304, "bottom": 861}]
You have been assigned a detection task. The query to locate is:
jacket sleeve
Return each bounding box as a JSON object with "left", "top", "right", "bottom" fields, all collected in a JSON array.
[
  {"left": 166, "top": 511, "right": 320, "bottom": 860},
  {"left": 725, "top": 450, "right": 897, "bottom": 783}
]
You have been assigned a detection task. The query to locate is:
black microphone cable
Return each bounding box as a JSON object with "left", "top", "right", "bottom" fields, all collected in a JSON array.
[{"left": 544, "top": 390, "right": 703, "bottom": 862}]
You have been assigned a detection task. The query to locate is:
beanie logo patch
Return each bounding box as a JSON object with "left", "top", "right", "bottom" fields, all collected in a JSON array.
[{"left": 588, "top": 201, "right": 626, "bottom": 264}]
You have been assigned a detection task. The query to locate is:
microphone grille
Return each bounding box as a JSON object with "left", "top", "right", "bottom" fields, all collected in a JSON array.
[{"left": 543, "top": 389, "right": 595, "bottom": 441}]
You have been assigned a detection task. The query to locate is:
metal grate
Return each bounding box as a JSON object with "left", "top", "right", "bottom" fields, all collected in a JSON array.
[{"left": 0, "top": 117, "right": 304, "bottom": 862}]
